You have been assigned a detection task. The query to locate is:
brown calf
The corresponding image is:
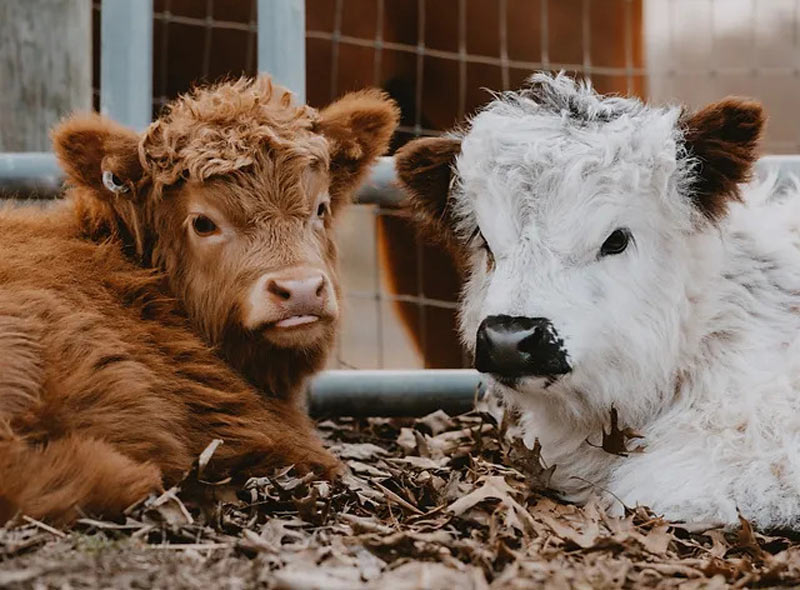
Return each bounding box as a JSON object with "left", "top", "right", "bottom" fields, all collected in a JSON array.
[{"left": 0, "top": 77, "right": 398, "bottom": 525}]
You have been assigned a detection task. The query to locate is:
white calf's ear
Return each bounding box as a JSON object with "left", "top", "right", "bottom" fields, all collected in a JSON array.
[
  {"left": 317, "top": 89, "right": 400, "bottom": 211},
  {"left": 682, "top": 98, "right": 764, "bottom": 221},
  {"left": 394, "top": 136, "right": 462, "bottom": 254}
]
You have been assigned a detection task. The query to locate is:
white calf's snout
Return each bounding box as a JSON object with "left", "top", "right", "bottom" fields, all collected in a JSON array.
[{"left": 475, "top": 314, "right": 571, "bottom": 378}]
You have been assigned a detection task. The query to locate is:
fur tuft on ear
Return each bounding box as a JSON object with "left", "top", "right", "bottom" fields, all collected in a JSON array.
[
  {"left": 317, "top": 89, "right": 400, "bottom": 206},
  {"left": 682, "top": 98, "right": 765, "bottom": 221},
  {"left": 52, "top": 113, "right": 143, "bottom": 196},
  {"left": 394, "top": 136, "right": 462, "bottom": 253}
]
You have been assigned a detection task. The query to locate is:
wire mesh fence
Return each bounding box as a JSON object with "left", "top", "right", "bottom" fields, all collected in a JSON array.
[{"left": 84, "top": 0, "right": 800, "bottom": 371}]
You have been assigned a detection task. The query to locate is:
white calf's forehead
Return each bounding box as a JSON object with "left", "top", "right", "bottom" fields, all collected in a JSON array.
[{"left": 453, "top": 74, "right": 687, "bottom": 239}]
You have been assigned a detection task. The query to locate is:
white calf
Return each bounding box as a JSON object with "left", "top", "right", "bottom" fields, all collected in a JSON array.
[{"left": 396, "top": 72, "right": 800, "bottom": 530}]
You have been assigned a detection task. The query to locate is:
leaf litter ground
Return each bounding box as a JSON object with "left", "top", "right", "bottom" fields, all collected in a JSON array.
[{"left": 3, "top": 407, "right": 800, "bottom": 589}]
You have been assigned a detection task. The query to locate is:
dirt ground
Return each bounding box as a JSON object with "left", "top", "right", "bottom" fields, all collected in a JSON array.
[{"left": 3, "top": 407, "right": 800, "bottom": 590}]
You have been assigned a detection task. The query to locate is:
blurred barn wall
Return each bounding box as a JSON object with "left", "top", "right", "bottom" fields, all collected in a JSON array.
[
  {"left": 646, "top": 0, "right": 800, "bottom": 154},
  {"left": 1, "top": 0, "right": 91, "bottom": 151}
]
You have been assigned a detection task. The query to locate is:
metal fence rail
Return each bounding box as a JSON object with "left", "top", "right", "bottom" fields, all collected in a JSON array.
[
  {"left": 308, "top": 369, "right": 482, "bottom": 417},
  {"left": 4, "top": 153, "right": 798, "bottom": 206}
]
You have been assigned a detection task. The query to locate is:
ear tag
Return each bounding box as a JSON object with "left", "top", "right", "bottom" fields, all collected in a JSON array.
[{"left": 102, "top": 170, "right": 130, "bottom": 194}]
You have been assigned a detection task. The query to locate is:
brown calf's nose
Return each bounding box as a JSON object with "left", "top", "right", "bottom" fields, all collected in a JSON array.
[{"left": 267, "top": 274, "right": 326, "bottom": 310}]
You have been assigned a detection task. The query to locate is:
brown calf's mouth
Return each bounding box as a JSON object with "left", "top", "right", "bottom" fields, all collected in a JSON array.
[
  {"left": 272, "top": 314, "right": 321, "bottom": 329},
  {"left": 257, "top": 313, "right": 335, "bottom": 349}
]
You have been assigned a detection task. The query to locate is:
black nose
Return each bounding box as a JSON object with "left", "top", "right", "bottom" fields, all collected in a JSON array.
[{"left": 474, "top": 315, "right": 571, "bottom": 378}]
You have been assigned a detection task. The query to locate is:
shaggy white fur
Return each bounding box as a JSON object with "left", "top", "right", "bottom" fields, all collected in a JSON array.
[{"left": 451, "top": 73, "right": 800, "bottom": 529}]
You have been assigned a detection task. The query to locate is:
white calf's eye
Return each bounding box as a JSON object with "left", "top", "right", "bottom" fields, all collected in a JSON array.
[
  {"left": 192, "top": 215, "right": 219, "bottom": 237},
  {"left": 316, "top": 201, "right": 330, "bottom": 218},
  {"left": 468, "top": 226, "right": 495, "bottom": 271},
  {"left": 102, "top": 170, "right": 129, "bottom": 194},
  {"left": 600, "top": 228, "right": 631, "bottom": 257}
]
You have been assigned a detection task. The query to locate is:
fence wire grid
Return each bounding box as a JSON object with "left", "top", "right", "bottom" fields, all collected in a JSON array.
[{"left": 89, "top": 0, "right": 800, "bottom": 370}]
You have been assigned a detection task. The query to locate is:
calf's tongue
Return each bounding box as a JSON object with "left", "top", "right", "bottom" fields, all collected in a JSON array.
[{"left": 275, "top": 315, "right": 319, "bottom": 328}]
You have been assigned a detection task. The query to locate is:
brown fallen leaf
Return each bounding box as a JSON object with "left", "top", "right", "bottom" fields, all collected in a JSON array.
[
  {"left": 735, "top": 512, "right": 768, "bottom": 560},
  {"left": 586, "top": 406, "right": 645, "bottom": 456},
  {"left": 640, "top": 524, "right": 673, "bottom": 555},
  {"left": 447, "top": 476, "right": 517, "bottom": 517},
  {"left": 375, "top": 561, "right": 489, "bottom": 590},
  {"left": 537, "top": 509, "right": 602, "bottom": 550},
  {"left": 447, "top": 476, "right": 537, "bottom": 534},
  {"left": 142, "top": 488, "right": 193, "bottom": 526},
  {"left": 506, "top": 437, "right": 556, "bottom": 491},
  {"left": 417, "top": 409, "right": 455, "bottom": 436}
]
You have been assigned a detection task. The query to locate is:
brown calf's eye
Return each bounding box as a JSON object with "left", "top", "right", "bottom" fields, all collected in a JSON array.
[
  {"left": 192, "top": 215, "right": 219, "bottom": 237},
  {"left": 317, "top": 202, "right": 329, "bottom": 217},
  {"left": 101, "top": 170, "right": 129, "bottom": 194}
]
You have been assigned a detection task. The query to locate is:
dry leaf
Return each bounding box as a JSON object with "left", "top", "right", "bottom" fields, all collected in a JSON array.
[
  {"left": 586, "top": 406, "right": 645, "bottom": 456},
  {"left": 507, "top": 438, "right": 556, "bottom": 490},
  {"left": 4, "top": 411, "right": 798, "bottom": 590},
  {"left": 447, "top": 476, "right": 517, "bottom": 517}
]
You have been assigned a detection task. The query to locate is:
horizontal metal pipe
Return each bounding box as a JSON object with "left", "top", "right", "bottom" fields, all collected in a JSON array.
[
  {"left": 0, "top": 153, "right": 403, "bottom": 205},
  {"left": 2, "top": 154, "right": 798, "bottom": 206},
  {"left": 353, "top": 157, "right": 406, "bottom": 206},
  {"left": 308, "top": 369, "right": 484, "bottom": 417},
  {"left": 0, "top": 152, "right": 62, "bottom": 194}
]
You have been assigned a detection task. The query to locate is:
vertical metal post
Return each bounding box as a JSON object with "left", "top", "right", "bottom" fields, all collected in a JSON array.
[
  {"left": 258, "top": 0, "right": 306, "bottom": 104},
  {"left": 100, "top": 0, "right": 153, "bottom": 130}
]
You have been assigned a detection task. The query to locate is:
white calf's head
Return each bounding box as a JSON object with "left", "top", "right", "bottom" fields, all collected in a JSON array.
[{"left": 396, "top": 73, "right": 763, "bottom": 418}]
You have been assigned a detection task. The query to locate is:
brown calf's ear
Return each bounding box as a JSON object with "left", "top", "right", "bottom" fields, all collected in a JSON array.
[
  {"left": 394, "top": 136, "right": 462, "bottom": 248},
  {"left": 682, "top": 98, "right": 764, "bottom": 221},
  {"left": 317, "top": 89, "right": 400, "bottom": 207},
  {"left": 52, "top": 113, "right": 143, "bottom": 197}
]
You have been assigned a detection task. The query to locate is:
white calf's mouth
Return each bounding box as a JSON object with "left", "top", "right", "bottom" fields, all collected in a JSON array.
[
  {"left": 492, "top": 373, "right": 566, "bottom": 392},
  {"left": 273, "top": 315, "right": 320, "bottom": 328}
]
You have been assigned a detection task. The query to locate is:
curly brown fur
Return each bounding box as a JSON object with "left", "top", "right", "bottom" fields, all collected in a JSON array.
[{"left": 0, "top": 76, "right": 398, "bottom": 525}]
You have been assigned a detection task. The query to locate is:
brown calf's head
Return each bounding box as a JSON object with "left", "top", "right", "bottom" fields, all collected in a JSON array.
[{"left": 53, "top": 77, "right": 399, "bottom": 392}]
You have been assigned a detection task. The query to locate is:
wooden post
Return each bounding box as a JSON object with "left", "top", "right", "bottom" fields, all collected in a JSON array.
[{"left": 0, "top": 0, "right": 91, "bottom": 151}]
